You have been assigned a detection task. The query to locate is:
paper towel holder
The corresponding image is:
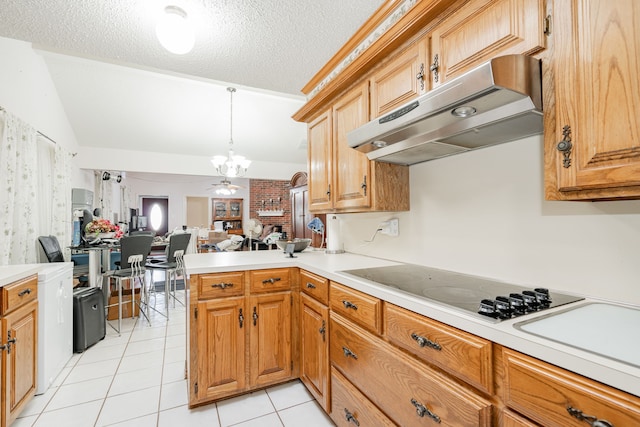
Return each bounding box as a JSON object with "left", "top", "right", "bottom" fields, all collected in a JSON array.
[{"left": 325, "top": 215, "right": 345, "bottom": 254}]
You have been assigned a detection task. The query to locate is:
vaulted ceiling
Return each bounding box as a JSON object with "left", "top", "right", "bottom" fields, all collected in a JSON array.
[{"left": 0, "top": 0, "right": 385, "bottom": 177}]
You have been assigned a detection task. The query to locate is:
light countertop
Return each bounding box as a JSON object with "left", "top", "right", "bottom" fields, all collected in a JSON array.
[
  {"left": 0, "top": 264, "right": 44, "bottom": 287},
  {"left": 187, "top": 249, "right": 640, "bottom": 397}
]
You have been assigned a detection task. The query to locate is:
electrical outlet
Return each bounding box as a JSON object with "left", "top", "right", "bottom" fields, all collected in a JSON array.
[{"left": 379, "top": 218, "right": 399, "bottom": 236}]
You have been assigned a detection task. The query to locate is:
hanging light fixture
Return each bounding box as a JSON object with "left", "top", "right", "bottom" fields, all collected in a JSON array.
[
  {"left": 211, "top": 87, "right": 251, "bottom": 177},
  {"left": 156, "top": 5, "right": 195, "bottom": 54}
]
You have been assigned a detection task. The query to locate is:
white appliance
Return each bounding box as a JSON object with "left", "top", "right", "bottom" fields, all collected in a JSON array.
[{"left": 36, "top": 263, "right": 73, "bottom": 395}]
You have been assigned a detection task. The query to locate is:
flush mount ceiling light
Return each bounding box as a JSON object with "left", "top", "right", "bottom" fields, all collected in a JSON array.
[
  {"left": 451, "top": 106, "right": 477, "bottom": 118},
  {"left": 211, "top": 87, "right": 251, "bottom": 178},
  {"left": 155, "top": 5, "right": 195, "bottom": 54}
]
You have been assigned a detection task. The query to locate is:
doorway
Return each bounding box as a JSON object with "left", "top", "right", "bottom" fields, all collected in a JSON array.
[
  {"left": 186, "top": 196, "right": 209, "bottom": 229},
  {"left": 141, "top": 197, "right": 169, "bottom": 236}
]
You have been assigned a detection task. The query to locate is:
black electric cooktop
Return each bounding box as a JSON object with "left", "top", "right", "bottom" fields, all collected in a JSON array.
[{"left": 340, "top": 263, "right": 584, "bottom": 322}]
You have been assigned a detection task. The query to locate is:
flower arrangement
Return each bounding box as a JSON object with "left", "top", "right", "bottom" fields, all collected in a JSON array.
[{"left": 85, "top": 219, "right": 123, "bottom": 238}]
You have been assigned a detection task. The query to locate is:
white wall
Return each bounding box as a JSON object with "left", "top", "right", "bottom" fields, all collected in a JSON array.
[{"left": 338, "top": 135, "right": 640, "bottom": 305}]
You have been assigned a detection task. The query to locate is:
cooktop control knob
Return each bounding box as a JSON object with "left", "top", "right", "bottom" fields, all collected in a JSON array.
[
  {"left": 522, "top": 290, "right": 541, "bottom": 310},
  {"left": 534, "top": 288, "right": 551, "bottom": 305},
  {"left": 508, "top": 293, "right": 527, "bottom": 315},
  {"left": 478, "top": 299, "right": 499, "bottom": 318},
  {"left": 494, "top": 296, "right": 514, "bottom": 318}
]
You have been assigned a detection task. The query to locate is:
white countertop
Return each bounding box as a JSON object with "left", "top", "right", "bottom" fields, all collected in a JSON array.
[
  {"left": 185, "top": 250, "right": 640, "bottom": 397},
  {"left": 0, "top": 264, "right": 44, "bottom": 287}
]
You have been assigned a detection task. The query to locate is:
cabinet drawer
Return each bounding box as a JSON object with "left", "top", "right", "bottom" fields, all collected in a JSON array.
[
  {"left": 196, "top": 272, "right": 245, "bottom": 299},
  {"left": 1, "top": 275, "right": 38, "bottom": 314},
  {"left": 300, "top": 269, "right": 328, "bottom": 304},
  {"left": 331, "top": 313, "right": 492, "bottom": 426},
  {"left": 501, "top": 347, "right": 640, "bottom": 426},
  {"left": 502, "top": 409, "right": 540, "bottom": 427},
  {"left": 250, "top": 268, "right": 291, "bottom": 293},
  {"left": 330, "top": 282, "right": 381, "bottom": 333},
  {"left": 385, "top": 303, "right": 493, "bottom": 394},
  {"left": 330, "top": 366, "right": 395, "bottom": 427}
]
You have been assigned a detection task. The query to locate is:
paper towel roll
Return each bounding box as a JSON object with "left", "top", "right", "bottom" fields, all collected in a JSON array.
[{"left": 326, "top": 215, "right": 344, "bottom": 254}]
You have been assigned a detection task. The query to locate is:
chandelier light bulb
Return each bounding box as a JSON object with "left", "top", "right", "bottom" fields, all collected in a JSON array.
[{"left": 156, "top": 5, "right": 195, "bottom": 54}]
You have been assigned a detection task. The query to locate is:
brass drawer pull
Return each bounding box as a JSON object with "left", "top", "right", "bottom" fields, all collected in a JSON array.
[
  {"left": 342, "top": 300, "right": 358, "bottom": 310},
  {"left": 567, "top": 406, "right": 613, "bottom": 427},
  {"left": 342, "top": 346, "right": 358, "bottom": 360},
  {"left": 238, "top": 309, "right": 244, "bottom": 328},
  {"left": 211, "top": 282, "right": 233, "bottom": 289},
  {"left": 318, "top": 320, "right": 326, "bottom": 341},
  {"left": 411, "top": 398, "right": 441, "bottom": 423},
  {"left": 411, "top": 333, "right": 442, "bottom": 351},
  {"left": 344, "top": 408, "right": 360, "bottom": 426},
  {"left": 306, "top": 282, "right": 316, "bottom": 289},
  {"left": 18, "top": 288, "right": 32, "bottom": 297},
  {"left": 262, "top": 277, "right": 282, "bottom": 284}
]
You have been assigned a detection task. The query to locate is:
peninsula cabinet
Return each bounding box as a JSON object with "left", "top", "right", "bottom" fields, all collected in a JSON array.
[
  {"left": 307, "top": 82, "right": 410, "bottom": 213},
  {"left": 188, "top": 268, "right": 294, "bottom": 406},
  {"left": 545, "top": 0, "right": 640, "bottom": 200},
  {"left": 1, "top": 274, "right": 38, "bottom": 427}
]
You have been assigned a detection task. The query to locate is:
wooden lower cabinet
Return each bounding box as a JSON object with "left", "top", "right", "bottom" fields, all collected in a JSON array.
[
  {"left": 300, "top": 293, "right": 329, "bottom": 411},
  {"left": 330, "top": 367, "right": 394, "bottom": 427},
  {"left": 195, "top": 297, "right": 245, "bottom": 401},
  {"left": 499, "top": 346, "right": 640, "bottom": 427},
  {"left": 0, "top": 275, "right": 38, "bottom": 427},
  {"left": 330, "top": 312, "right": 492, "bottom": 426},
  {"left": 189, "top": 269, "right": 294, "bottom": 407}
]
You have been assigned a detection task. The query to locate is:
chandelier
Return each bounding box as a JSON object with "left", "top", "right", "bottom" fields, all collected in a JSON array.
[{"left": 211, "top": 87, "right": 251, "bottom": 177}]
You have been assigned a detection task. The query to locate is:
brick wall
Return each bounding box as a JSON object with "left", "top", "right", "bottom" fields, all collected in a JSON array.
[{"left": 249, "top": 179, "right": 292, "bottom": 237}]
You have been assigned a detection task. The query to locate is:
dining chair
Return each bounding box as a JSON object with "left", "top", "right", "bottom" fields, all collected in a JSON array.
[
  {"left": 145, "top": 232, "right": 191, "bottom": 319},
  {"left": 100, "top": 234, "right": 153, "bottom": 334}
]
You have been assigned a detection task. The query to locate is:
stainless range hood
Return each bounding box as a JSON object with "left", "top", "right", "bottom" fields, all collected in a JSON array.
[{"left": 347, "top": 55, "right": 542, "bottom": 165}]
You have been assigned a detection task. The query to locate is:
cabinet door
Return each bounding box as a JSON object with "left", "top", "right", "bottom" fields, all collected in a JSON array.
[
  {"left": 300, "top": 294, "right": 329, "bottom": 411},
  {"left": 308, "top": 110, "right": 333, "bottom": 211},
  {"left": 213, "top": 200, "right": 228, "bottom": 220},
  {"left": 228, "top": 199, "right": 242, "bottom": 219},
  {"left": 548, "top": 0, "right": 640, "bottom": 200},
  {"left": 430, "top": 0, "right": 545, "bottom": 87},
  {"left": 2, "top": 300, "right": 37, "bottom": 427},
  {"left": 196, "top": 297, "right": 245, "bottom": 400},
  {"left": 248, "top": 293, "right": 292, "bottom": 387},
  {"left": 332, "top": 82, "right": 371, "bottom": 210},
  {"left": 370, "top": 40, "right": 428, "bottom": 119}
]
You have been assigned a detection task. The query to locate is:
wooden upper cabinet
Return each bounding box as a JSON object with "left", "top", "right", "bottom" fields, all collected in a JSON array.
[
  {"left": 369, "top": 39, "right": 429, "bottom": 119},
  {"left": 332, "top": 82, "right": 372, "bottom": 210},
  {"left": 429, "top": 0, "right": 545, "bottom": 87},
  {"left": 546, "top": 0, "right": 640, "bottom": 200},
  {"left": 307, "top": 110, "right": 333, "bottom": 212}
]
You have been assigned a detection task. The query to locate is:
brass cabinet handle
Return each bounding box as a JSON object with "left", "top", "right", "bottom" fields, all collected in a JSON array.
[
  {"left": 342, "top": 346, "right": 358, "bottom": 360},
  {"left": 18, "top": 288, "right": 32, "bottom": 297},
  {"left": 306, "top": 282, "right": 316, "bottom": 289},
  {"left": 6, "top": 332, "right": 16, "bottom": 354},
  {"left": 344, "top": 408, "right": 360, "bottom": 426},
  {"left": 567, "top": 406, "right": 613, "bottom": 427},
  {"left": 342, "top": 300, "right": 358, "bottom": 310},
  {"left": 556, "top": 125, "right": 573, "bottom": 168},
  {"left": 238, "top": 308, "right": 244, "bottom": 328},
  {"left": 252, "top": 307, "right": 258, "bottom": 326},
  {"left": 411, "top": 398, "right": 441, "bottom": 423},
  {"left": 411, "top": 333, "right": 442, "bottom": 351},
  {"left": 262, "top": 277, "right": 281, "bottom": 285},
  {"left": 211, "top": 282, "right": 233, "bottom": 289},
  {"left": 326, "top": 185, "right": 331, "bottom": 197},
  {"left": 360, "top": 175, "right": 367, "bottom": 196}
]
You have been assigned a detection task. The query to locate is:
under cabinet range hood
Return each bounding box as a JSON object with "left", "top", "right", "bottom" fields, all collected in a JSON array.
[{"left": 348, "top": 55, "right": 543, "bottom": 165}]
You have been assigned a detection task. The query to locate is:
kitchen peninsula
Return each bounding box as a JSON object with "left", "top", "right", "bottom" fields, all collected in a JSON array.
[{"left": 184, "top": 250, "right": 640, "bottom": 426}]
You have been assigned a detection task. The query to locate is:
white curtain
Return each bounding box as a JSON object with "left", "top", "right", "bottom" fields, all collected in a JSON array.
[
  {"left": 0, "top": 112, "right": 39, "bottom": 264},
  {"left": 0, "top": 110, "right": 74, "bottom": 265}
]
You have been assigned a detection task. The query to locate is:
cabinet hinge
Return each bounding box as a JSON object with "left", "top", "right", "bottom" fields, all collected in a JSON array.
[
  {"left": 291, "top": 361, "right": 293, "bottom": 371},
  {"left": 544, "top": 15, "right": 552, "bottom": 36},
  {"left": 194, "top": 382, "right": 198, "bottom": 394},
  {"left": 194, "top": 308, "right": 198, "bottom": 319}
]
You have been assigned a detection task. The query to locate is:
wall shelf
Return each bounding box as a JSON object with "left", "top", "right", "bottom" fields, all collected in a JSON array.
[{"left": 257, "top": 210, "right": 284, "bottom": 217}]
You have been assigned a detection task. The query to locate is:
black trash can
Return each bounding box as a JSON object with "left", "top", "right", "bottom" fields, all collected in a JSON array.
[{"left": 73, "top": 287, "right": 106, "bottom": 353}]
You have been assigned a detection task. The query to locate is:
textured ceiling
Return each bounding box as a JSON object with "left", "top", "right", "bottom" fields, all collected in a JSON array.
[
  {"left": 0, "top": 0, "right": 386, "bottom": 177},
  {"left": 0, "top": 0, "right": 384, "bottom": 95}
]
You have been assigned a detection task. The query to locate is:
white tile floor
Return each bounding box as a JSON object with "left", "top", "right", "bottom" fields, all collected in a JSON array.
[{"left": 15, "top": 285, "right": 335, "bottom": 427}]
